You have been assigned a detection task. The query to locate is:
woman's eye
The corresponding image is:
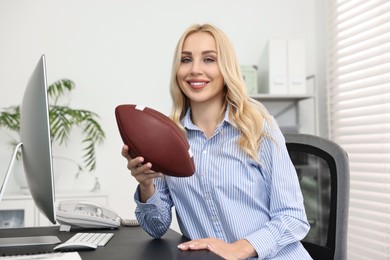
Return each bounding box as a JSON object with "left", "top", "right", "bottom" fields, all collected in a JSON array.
[
  {"left": 204, "top": 57, "right": 215, "bottom": 63},
  {"left": 181, "top": 57, "right": 192, "bottom": 63}
]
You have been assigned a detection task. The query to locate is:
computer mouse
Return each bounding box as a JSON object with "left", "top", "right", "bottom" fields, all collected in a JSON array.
[{"left": 53, "top": 241, "right": 97, "bottom": 251}]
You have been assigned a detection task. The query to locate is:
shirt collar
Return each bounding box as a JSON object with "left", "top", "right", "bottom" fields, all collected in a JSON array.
[{"left": 181, "top": 105, "right": 231, "bottom": 131}]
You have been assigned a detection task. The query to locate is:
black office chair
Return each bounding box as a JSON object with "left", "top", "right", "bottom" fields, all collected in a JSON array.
[{"left": 284, "top": 133, "right": 350, "bottom": 260}]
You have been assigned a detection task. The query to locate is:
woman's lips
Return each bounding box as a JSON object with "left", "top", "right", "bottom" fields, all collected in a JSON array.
[{"left": 188, "top": 81, "right": 209, "bottom": 90}]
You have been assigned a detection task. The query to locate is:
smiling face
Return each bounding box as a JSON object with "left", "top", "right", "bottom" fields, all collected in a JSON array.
[{"left": 176, "top": 31, "right": 225, "bottom": 108}]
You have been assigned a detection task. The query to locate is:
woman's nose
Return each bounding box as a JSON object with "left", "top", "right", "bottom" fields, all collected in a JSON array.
[{"left": 190, "top": 60, "right": 202, "bottom": 75}]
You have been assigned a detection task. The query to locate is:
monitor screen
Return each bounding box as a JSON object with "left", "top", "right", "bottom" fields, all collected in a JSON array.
[
  {"left": 20, "top": 54, "right": 56, "bottom": 224},
  {"left": 0, "top": 55, "right": 59, "bottom": 247}
]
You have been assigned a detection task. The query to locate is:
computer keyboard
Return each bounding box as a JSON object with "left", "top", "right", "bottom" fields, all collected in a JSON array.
[{"left": 66, "top": 232, "right": 114, "bottom": 247}]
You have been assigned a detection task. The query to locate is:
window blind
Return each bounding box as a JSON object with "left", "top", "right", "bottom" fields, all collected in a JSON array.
[{"left": 328, "top": 0, "right": 390, "bottom": 259}]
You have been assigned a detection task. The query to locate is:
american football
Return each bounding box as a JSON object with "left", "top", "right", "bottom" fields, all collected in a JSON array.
[{"left": 115, "top": 104, "right": 195, "bottom": 177}]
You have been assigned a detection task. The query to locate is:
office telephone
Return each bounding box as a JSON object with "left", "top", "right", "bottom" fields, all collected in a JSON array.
[{"left": 56, "top": 200, "right": 121, "bottom": 229}]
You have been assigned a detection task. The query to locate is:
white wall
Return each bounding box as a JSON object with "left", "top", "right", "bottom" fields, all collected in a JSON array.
[{"left": 0, "top": 0, "right": 326, "bottom": 232}]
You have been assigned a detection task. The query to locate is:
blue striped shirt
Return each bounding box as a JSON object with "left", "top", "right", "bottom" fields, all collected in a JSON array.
[{"left": 134, "top": 108, "right": 311, "bottom": 259}]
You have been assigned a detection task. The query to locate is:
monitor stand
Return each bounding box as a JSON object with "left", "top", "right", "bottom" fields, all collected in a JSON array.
[
  {"left": 0, "top": 236, "right": 61, "bottom": 247},
  {"left": 0, "top": 143, "right": 60, "bottom": 247},
  {"left": 0, "top": 143, "right": 22, "bottom": 202}
]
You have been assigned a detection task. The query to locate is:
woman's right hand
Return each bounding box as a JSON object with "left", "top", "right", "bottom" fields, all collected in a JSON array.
[{"left": 121, "top": 145, "right": 162, "bottom": 185}]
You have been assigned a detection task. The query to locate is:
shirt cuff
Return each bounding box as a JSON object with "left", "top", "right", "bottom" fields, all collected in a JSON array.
[
  {"left": 245, "top": 227, "right": 278, "bottom": 259},
  {"left": 134, "top": 185, "right": 161, "bottom": 215}
]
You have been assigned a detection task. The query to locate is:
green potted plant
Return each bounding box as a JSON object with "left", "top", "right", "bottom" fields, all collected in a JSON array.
[{"left": 0, "top": 79, "right": 105, "bottom": 177}]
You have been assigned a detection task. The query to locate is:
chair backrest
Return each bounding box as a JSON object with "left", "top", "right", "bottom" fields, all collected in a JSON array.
[{"left": 284, "top": 133, "right": 350, "bottom": 260}]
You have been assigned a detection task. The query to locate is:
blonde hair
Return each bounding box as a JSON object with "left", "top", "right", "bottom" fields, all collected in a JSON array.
[{"left": 169, "top": 24, "right": 271, "bottom": 161}]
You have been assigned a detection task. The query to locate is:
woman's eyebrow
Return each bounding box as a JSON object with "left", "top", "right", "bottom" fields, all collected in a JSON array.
[
  {"left": 181, "top": 50, "right": 217, "bottom": 55},
  {"left": 202, "top": 50, "right": 217, "bottom": 55}
]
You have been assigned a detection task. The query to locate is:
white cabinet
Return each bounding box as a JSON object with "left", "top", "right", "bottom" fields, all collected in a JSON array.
[
  {"left": 0, "top": 191, "right": 108, "bottom": 228},
  {"left": 0, "top": 197, "right": 36, "bottom": 228}
]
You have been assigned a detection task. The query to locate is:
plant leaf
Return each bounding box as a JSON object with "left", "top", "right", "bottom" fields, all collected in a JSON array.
[
  {"left": 47, "top": 79, "right": 75, "bottom": 105},
  {"left": 0, "top": 79, "right": 105, "bottom": 173},
  {"left": 0, "top": 106, "right": 21, "bottom": 131}
]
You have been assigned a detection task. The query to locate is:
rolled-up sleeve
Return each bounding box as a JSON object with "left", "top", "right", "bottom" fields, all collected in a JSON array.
[
  {"left": 134, "top": 177, "right": 174, "bottom": 238},
  {"left": 245, "top": 119, "right": 310, "bottom": 259}
]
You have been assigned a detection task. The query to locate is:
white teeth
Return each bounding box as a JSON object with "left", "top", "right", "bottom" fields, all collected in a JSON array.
[{"left": 190, "top": 82, "right": 206, "bottom": 86}]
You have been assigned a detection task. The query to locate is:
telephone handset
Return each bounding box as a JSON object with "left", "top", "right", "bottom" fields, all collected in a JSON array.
[{"left": 56, "top": 200, "right": 121, "bottom": 229}]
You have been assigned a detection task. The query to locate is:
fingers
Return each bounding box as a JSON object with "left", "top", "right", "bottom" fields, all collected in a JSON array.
[
  {"left": 178, "top": 240, "right": 210, "bottom": 251},
  {"left": 121, "top": 145, "right": 145, "bottom": 171},
  {"left": 130, "top": 161, "right": 153, "bottom": 176},
  {"left": 178, "top": 239, "right": 237, "bottom": 260},
  {"left": 121, "top": 145, "right": 162, "bottom": 182},
  {"left": 121, "top": 145, "right": 132, "bottom": 159},
  {"left": 128, "top": 156, "right": 145, "bottom": 170}
]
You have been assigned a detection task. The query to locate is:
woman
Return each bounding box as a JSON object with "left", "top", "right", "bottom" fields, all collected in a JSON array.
[{"left": 122, "top": 24, "right": 311, "bottom": 260}]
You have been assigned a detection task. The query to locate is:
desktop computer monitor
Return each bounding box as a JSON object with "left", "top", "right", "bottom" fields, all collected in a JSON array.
[
  {"left": 0, "top": 54, "right": 59, "bottom": 246},
  {"left": 19, "top": 54, "right": 56, "bottom": 224}
]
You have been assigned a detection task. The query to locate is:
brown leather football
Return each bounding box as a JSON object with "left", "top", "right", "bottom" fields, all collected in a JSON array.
[{"left": 115, "top": 104, "right": 195, "bottom": 177}]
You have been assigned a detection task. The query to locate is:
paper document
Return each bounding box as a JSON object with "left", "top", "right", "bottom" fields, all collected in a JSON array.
[{"left": 0, "top": 252, "right": 82, "bottom": 260}]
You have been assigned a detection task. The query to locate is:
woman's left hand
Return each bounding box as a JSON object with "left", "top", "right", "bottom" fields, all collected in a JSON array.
[{"left": 177, "top": 238, "right": 256, "bottom": 260}]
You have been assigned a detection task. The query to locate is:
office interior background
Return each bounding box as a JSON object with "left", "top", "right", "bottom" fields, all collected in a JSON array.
[{"left": 0, "top": 0, "right": 388, "bottom": 259}]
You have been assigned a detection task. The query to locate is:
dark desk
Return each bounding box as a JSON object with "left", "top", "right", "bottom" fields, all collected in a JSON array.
[{"left": 0, "top": 226, "right": 223, "bottom": 259}]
